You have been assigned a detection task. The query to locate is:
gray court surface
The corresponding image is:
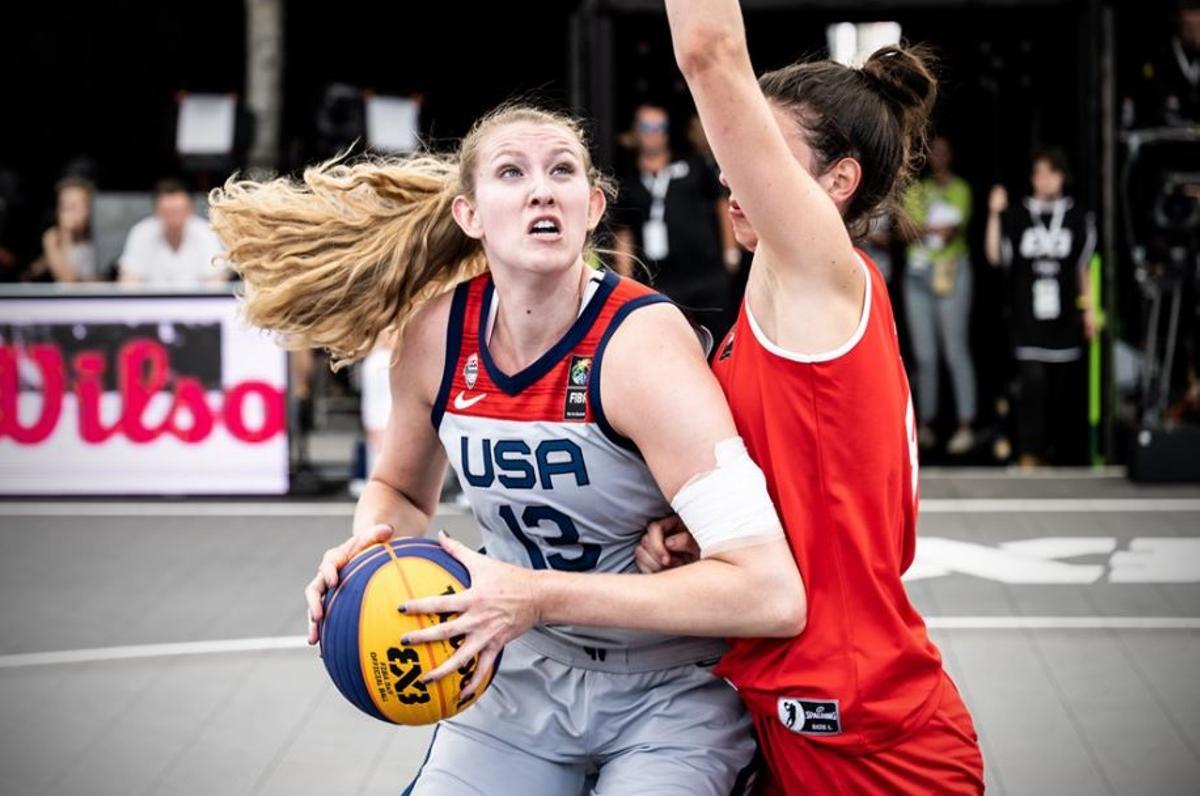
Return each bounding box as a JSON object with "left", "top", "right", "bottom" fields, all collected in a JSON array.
[{"left": 0, "top": 471, "right": 1197, "bottom": 795}]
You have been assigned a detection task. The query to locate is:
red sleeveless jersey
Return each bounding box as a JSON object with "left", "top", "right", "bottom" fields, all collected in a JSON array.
[{"left": 711, "top": 252, "right": 945, "bottom": 753}]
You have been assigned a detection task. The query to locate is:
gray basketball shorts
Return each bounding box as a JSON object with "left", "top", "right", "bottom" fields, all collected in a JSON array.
[{"left": 403, "top": 633, "right": 757, "bottom": 796}]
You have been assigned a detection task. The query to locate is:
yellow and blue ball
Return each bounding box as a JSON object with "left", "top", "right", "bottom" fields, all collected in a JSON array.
[{"left": 319, "top": 536, "right": 495, "bottom": 725}]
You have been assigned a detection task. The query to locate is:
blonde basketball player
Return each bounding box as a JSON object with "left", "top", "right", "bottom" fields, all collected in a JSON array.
[{"left": 211, "top": 104, "right": 803, "bottom": 795}]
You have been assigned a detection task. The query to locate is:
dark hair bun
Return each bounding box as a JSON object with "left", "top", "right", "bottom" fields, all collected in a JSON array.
[
  {"left": 756, "top": 42, "right": 940, "bottom": 236},
  {"left": 861, "top": 45, "right": 937, "bottom": 119}
]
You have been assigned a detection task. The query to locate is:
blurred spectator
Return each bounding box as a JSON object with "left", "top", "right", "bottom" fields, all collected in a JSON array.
[
  {"left": 613, "top": 103, "right": 733, "bottom": 340},
  {"left": 28, "top": 177, "right": 99, "bottom": 283},
  {"left": 118, "top": 179, "right": 226, "bottom": 287},
  {"left": 902, "top": 136, "right": 978, "bottom": 454},
  {"left": 987, "top": 149, "right": 1097, "bottom": 466}
]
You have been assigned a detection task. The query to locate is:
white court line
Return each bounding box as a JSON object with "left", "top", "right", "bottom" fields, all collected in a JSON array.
[
  {"left": 0, "top": 502, "right": 469, "bottom": 517},
  {"left": 920, "top": 499, "right": 1200, "bottom": 513},
  {"left": 0, "top": 502, "right": 353, "bottom": 516},
  {"left": 925, "top": 616, "right": 1200, "bottom": 630},
  {"left": 1, "top": 618, "right": 1197, "bottom": 669},
  {"left": 0, "top": 636, "right": 310, "bottom": 669},
  {"left": 3, "top": 498, "right": 1200, "bottom": 517},
  {"left": 921, "top": 466, "right": 1126, "bottom": 480}
]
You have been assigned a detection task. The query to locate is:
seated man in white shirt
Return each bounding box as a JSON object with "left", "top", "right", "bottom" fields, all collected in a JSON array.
[{"left": 118, "top": 179, "right": 228, "bottom": 287}]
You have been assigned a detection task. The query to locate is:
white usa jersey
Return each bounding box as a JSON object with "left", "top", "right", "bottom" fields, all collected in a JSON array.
[{"left": 432, "top": 269, "right": 724, "bottom": 658}]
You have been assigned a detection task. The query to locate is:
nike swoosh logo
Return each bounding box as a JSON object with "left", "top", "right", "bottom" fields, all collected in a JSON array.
[{"left": 453, "top": 391, "right": 487, "bottom": 410}]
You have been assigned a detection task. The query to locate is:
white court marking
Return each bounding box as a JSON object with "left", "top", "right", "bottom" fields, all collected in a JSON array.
[
  {"left": 920, "top": 499, "right": 1200, "bottom": 513},
  {"left": 1, "top": 618, "right": 1197, "bottom": 669},
  {"left": 920, "top": 466, "right": 1126, "bottom": 480},
  {"left": 2, "top": 498, "right": 1200, "bottom": 516},
  {"left": 905, "top": 536, "right": 1200, "bottom": 583},
  {"left": 0, "top": 502, "right": 458, "bottom": 517},
  {"left": 0, "top": 636, "right": 310, "bottom": 669},
  {"left": 926, "top": 617, "right": 1200, "bottom": 630}
]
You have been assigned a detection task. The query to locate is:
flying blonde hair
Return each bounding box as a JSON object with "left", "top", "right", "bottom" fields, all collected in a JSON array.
[{"left": 209, "top": 104, "right": 613, "bottom": 370}]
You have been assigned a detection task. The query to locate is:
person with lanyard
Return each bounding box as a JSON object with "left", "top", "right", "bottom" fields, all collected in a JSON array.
[
  {"left": 613, "top": 102, "right": 738, "bottom": 342},
  {"left": 902, "top": 135, "right": 978, "bottom": 455},
  {"left": 985, "top": 147, "right": 1097, "bottom": 467}
]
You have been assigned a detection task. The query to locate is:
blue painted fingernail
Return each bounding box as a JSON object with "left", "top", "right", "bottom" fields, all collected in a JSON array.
[
  {"left": 397, "top": 604, "right": 407, "bottom": 614},
  {"left": 400, "top": 636, "right": 411, "bottom": 646}
]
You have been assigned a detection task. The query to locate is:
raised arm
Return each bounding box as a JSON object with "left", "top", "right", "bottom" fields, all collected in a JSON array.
[{"left": 665, "top": 0, "right": 858, "bottom": 292}]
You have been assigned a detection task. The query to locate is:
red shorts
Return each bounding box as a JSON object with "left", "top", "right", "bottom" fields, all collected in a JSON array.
[{"left": 753, "top": 674, "right": 984, "bottom": 795}]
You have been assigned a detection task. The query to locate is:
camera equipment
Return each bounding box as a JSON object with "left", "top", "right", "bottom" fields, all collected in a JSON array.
[
  {"left": 1119, "top": 126, "right": 1200, "bottom": 480},
  {"left": 1120, "top": 127, "right": 1200, "bottom": 423}
]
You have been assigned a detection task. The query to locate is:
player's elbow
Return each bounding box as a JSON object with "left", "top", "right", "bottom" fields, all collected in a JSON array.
[
  {"left": 747, "top": 563, "right": 806, "bottom": 638},
  {"left": 675, "top": 27, "right": 745, "bottom": 77},
  {"left": 765, "top": 581, "right": 807, "bottom": 638}
]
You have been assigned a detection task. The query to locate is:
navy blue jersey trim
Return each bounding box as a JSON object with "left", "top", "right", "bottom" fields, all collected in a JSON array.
[
  {"left": 478, "top": 268, "right": 620, "bottom": 397},
  {"left": 430, "top": 282, "right": 471, "bottom": 430},
  {"left": 588, "top": 293, "right": 672, "bottom": 453}
]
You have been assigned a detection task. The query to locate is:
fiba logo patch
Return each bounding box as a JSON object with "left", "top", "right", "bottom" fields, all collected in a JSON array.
[
  {"left": 464, "top": 353, "right": 479, "bottom": 389},
  {"left": 563, "top": 355, "right": 591, "bottom": 420},
  {"left": 777, "top": 697, "right": 841, "bottom": 736}
]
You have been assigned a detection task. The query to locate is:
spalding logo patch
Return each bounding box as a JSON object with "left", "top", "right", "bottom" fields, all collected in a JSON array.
[{"left": 777, "top": 697, "right": 842, "bottom": 736}]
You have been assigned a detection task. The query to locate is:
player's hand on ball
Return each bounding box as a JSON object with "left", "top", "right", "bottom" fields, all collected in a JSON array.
[
  {"left": 635, "top": 514, "right": 700, "bottom": 573},
  {"left": 304, "top": 523, "right": 396, "bottom": 645},
  {"left": 400, "top": 530, "right": 539, "bottom": 699}
]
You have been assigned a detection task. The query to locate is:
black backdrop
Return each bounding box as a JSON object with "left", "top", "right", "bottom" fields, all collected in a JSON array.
[{"left": 0, "top": 0, "right": 1188, "bottom": 452}]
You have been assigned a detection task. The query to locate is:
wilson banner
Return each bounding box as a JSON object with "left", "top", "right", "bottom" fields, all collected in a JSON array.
[{"left": 0, "top": 289, "right": 288, "bottom": 495}]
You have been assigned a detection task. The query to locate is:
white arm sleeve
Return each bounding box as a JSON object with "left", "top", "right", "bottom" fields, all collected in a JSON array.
[{"left": 669, "top": 437, "right": 785, "bottom": 557}]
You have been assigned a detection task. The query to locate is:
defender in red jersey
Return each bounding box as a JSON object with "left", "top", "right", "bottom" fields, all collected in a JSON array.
[{"left": 643, "top": 2, "right": 985, "bottom": 791}]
